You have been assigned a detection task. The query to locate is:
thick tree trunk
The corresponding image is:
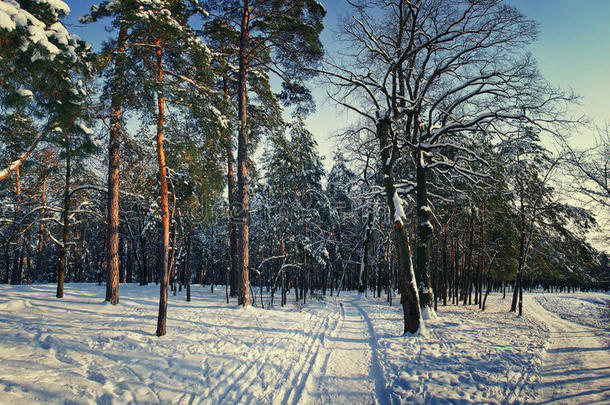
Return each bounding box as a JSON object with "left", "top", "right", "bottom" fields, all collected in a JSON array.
[
  {"left": 378, "top": 117, "right": 421, "bottom": 334},
  {"left": 154, "top": 43, "right": 171, "bottom": 337},
  {"left": 57, "top": 133, "right": 70, "bottom": 299},
  {"left": 105, "top": 21, "right": 128, "bottom": 305},
  {"left": 236, "top": 0, "right": 251, "bottom": 307}
]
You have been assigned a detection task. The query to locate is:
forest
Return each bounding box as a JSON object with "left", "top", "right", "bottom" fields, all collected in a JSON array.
[{"left": 1, "top": 0, "right": 609, "bottom": 341}]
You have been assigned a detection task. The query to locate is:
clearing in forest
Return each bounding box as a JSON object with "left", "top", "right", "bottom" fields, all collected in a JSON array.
[{"left": 0, "top": 284, "right": 608, "bottom": 404}]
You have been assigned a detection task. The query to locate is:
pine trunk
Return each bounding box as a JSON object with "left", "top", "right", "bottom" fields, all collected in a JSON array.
[
  {"left": 11, "top": 168, "right": 22, "bottom": 285},
  {"left": 57, "top": 133, "right": 70, "bottom": 299},
  {"left": 222, "top": 72, "right": 239, "bottom": 299},
  {"left": 105, "top": 21, "right": 128, "bottom": 305},
  {"left": 236, "top": 0, "right": 251, "bottom": 307},
  {"left": 154, "top": 43, "right": 171, "bottom": 337}
]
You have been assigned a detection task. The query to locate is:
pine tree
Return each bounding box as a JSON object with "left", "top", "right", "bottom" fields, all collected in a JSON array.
[
  {"left": 125, "top": 0, "right": 215, "bottom": 335},
  {"left": 81, "top": 0, "right": 134, "bottom": 305},
  {"left": 206, "top": 0, "right": 325, "bottom": 306}
]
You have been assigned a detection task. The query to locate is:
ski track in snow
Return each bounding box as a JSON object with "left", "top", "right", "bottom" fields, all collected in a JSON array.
[
  {"left": 301, "top": 297, "right": 390, "bottom": 405},
  {"left": 0, "top": 284, "right": 608, "bottom": 404}
]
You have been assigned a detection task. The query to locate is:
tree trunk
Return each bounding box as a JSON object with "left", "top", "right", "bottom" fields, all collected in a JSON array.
[
  {"left": 105, "top": 21, "right": 128, "bottom": 305},
  {"left": 37, "top": 168, "right": 47, "bottom": 276},
  {"left": 57, "top": 132, "right": 70, "bottom": 299},
  {"left": 463, "top": 217, "right": 475, "bottom": 306},
  {"left": 221, "top": 71, "right": 239, "bottom": 299},
  {"left": 11, "top": 168, "right": 22, "bottom": 285},
  {"left": 511, "top": 182, "right": 527, "bottom": 313},
  {"left": 478, "top": 204, "right": 485, "bottom": 309},
  {"left": 154, "top": 43, "right": 171, "bottom": 337},
  {"left": 416, "top": 150, "right": 434, "bottom": 310},
  {"left": 186, "top": 230, "right": 191, "bottom": 302},
  {"left": 359, "top": 211, "right": 372, "bottom": 293},
  {"left": 281, "top": 236, "right": 286, "bottom": 306},
  {"left": 236, "top": 0, "right": 251, "bottom": 307},
  {"left": 378, "top": 117, "right": 421, "bottom": 334}
]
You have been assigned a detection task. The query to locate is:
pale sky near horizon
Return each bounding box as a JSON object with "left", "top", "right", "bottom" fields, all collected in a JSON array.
[{"left": 63, "top": 0, "right": 610, "bottom": 163}]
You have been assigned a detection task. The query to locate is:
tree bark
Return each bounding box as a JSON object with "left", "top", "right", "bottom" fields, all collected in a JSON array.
[
  {"left": 105, "top": 21, "right": 128, "bottom": 305},
  {"left": 236, "top": 0, "right": 251, "bottom": 307},
  {"left": 186, "top": 230, "right": 191, "bottom": 302},
  {"left": 378, "top": 117, "right": 421, "bottom": 334},
  {"left": 154, "top": 42, "right": 171, "bottom": 337}
]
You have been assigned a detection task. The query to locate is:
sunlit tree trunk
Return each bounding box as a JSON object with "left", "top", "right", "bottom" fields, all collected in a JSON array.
[
  {"left": 105, "top": 21, "right": 128, "bottom": 305},
  {"left": 154, "top": 42, "right": 171, "bottom": 337}
]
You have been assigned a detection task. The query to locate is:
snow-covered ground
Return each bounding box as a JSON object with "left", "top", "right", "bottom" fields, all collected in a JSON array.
[{"left": 0, "top": 284, "right": 608, "bottom": 404}]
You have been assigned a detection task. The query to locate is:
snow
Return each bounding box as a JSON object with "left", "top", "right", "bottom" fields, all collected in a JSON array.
[
  {"left": 393, "top": 192, "right": 406, "bottom": 225},
  {"left": 78, "top": 122, "right": 94, "bottom": 135},
  {"left": 532, "top": 291, "right": 610, "bottom": 330},
  {"left": 27, "top": 23, "right": 61, "bottom": 60},
  {"left": 0, "top": 159, "right": 20, "bottom": 179},
  {"left": 422, "top": 220, "right": 434, "bottom": 232},
  {"left": 16, "top": 88, "right": 34, "bottom": 98},
  {"left": 0, "top": 3, "right": 16, "bottom": 31},
  {"left": 33, "top": 0, "right": 70, "bottom": 16},
  {"left": 0, "top": 284, "right": 608, "bottom": 404},
  {"left": 527, "top": 292, "right": 610, "bottom": 404}
]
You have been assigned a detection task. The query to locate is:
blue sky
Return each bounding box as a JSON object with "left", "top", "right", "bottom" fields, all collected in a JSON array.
[
  {"left": 63, "top": 1, "right": 610, "bottom": 162},
  {"left": 307, "top": 0, "right": 610, "bottom": 163}
]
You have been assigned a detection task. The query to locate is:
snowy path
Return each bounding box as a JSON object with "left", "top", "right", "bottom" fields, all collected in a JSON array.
[
  {"left": 528, "top": 296, "right": 610, "bottom": 404},
  {"left": 302, "top": 298, "right": 389, "bottom": 405}
]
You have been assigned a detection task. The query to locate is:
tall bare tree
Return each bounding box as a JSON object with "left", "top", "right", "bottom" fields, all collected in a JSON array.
[{"left": 323, "top": 0, "right": 574, "bottom": 332}]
